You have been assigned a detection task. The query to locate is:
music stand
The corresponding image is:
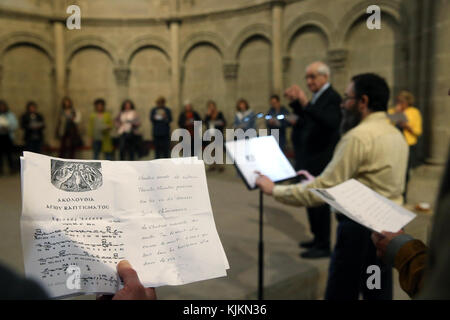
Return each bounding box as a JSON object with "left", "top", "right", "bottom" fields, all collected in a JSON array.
[{"left": 225, "top": 136, "right": 297, "bottom": 300}]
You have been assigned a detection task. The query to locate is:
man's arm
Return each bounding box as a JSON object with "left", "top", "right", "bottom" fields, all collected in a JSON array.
[
  {"left": 20, "top": 114, "right": 28, "bottom": 130},
  {"left": 167, "top": 108, "right": 173, "bottom": 124},
  {"left": 150, "top": 108, "right": 156, "bottom": 124},
  {"left": 394, "top": 239, "right": 427, "bottom": 298},
  {"left": 270, "top": 133, "right": 366, "bottom": 207},
  {"left": 372, "top": 231, "right": 427, "bottom": 298},
  {"left": 289, "top": 99, "right": 303, "bottom": 116}
]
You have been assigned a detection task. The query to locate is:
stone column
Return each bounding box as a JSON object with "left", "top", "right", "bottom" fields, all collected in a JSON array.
[
  {"left": 271, "top": 1, "right": 285, "bottom": 96},
  {"left": 53, "top": 21, "right": 66, "bottom": 104},
  {"left": 50, "top": 21, "right": 66, "bottom": 147},
  {"left": 327, "top": 49, "right": 348, "bottom": 95},
  {"left": 223, "top": 61, "right": 239, "bottom": 121},
  {"left": 422, "top": 0, "right": 446, "bottom": 165},
  {"left": 0, "top": 65, "right": 3, "bottom": 97},
  {"left": 169, "top": 19, "right": 181, "bottom": 117},
  {"left": 282, "top": 55, "right": 291, "bottom": 89},
  {"left": 114, "top": 61, "right": 131, "bottom": 104}
]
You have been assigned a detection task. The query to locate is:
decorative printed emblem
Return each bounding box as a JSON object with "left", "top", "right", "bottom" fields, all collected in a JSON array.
[{"left": 51, "top": 160, "right": 102, "bottom": 192}]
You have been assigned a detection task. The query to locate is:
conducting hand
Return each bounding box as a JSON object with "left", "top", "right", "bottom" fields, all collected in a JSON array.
[
  {"left": 97, "top": 260, "right": 157, "bottom": 300},
  {"left": 284, "top": 85, "right": 308, "bottom": 106},
  {"left": 255, "top": 171, "right": 275, "bottom": 195},
  {"left": 371, "top": 230, "right": 404, "bottom": 259},
  {"left": 284, "top": 85, "right": 302, "bottom": 101}
]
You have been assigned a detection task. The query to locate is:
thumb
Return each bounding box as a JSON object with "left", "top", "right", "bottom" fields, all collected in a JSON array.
[{"left": 117, "top": 260, "right": 142, "bottom": 289}]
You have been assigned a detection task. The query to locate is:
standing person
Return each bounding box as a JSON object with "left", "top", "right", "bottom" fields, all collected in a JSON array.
[
  {"left": 56, "top": 97, "right": 82, "bottom": 159},
  {"left": 284, "top": 62, "right": 342, "bottom": 259},
  {"left": 204, "top": 100, "right": 227, "bottom": 172},
  {"left": 256, "top": 73, "right": 408, "bottom": 300},
  {"left": 233, "top": 98, "right": 256, "bottom": 131},
  {"left": 388, "top": 91, "right": 423, "bottom": 199},
  {"left": 266, "top": 94, "right": 290, "bottom": 152},
  {"left": 21, "top": 101, "right": 45, "bottom": 154},
  {"left": 150, "top": 96, "right": 172, "bottom": 159},
  {"left": 115, "top": 99, "right": 141, "bottom": 161},
  {"left": 178, "top": 101, "right": 201, "bottom": 157},
  {"left": 88, "top": 98, "right": 114, "bottom": 160},
  {"left": 0, "top": 100, "right": 18, "bottom": 175}
]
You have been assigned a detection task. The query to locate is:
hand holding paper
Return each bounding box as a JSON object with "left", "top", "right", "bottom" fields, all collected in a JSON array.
[
  {"left": 20, "top": 152, "right": 229, "bottom": 298},
  {"left": 311, "top": 179, "right": 416, "bottom": 233}
]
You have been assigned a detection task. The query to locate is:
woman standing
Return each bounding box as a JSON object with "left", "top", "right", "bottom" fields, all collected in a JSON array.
[
  {"left": 388, "top": 91, "right": 423, "bottom": 199},
  {"left": 204, "top": 100, "right": 227, "bottom": 172},
  {"left": 88, "top": 98, "right": 114, "bottom": 160},
  {"left": 150, "top": 96, "right": 172, "bottom": 159},
  {"left": 178, "top": 101, "right": 201, "bottom": 157},
  {"left": 56, "top": 97, "right": 82, "bottom": 159},
  {"left": 0, "top": 100, "right": 18, "bottom": 175},
  {"left": 115, "top": 99, "right": 141, "bottom": 161},
  {"left": 21, "top": 101, "right": 45, "bottom": 154},
  {"left": 233, "top": 98, "right": 256, "bottom": 131}
]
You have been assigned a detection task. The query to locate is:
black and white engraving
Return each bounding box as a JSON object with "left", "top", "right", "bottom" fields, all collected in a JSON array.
[{"left": 51, "top": 160, "right": 103, "bottom": 192}]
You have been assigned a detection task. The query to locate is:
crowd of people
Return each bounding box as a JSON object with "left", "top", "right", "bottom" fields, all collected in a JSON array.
[{"left": 0, "top": 91, "right": 300, "bottom": 175}]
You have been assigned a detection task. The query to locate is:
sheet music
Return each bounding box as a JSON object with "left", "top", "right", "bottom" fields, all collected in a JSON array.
[
  {"left": 225, "top": 135, "right": 297, "bottom": 189},
  {"left": 387, "top": 112, "right": 408, "bottom": 124},
  {"left": 311, "top": 179, "right": 416, "bottom": 233},
  {"left": 20, "top": 152, "right": 229, "bottom": 298}
]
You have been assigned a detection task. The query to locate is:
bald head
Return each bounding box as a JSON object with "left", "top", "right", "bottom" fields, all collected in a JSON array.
[{"left": 305, "top": 61, "right": 330, "bottom": 93}]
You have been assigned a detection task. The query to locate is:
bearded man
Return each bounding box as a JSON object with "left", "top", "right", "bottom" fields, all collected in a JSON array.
[{"left": 256, "top": 73, "right": 409, "bottom": 300}]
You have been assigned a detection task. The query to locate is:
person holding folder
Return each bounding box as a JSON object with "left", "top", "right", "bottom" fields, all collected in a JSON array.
[{"left": 256, "top": 73, "right": 408, "bottom": 300}]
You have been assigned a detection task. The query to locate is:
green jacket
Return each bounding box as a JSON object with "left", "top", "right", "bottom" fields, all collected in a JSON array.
[{"left": 88, "top": 112, "right": 114, "bottom": 153}]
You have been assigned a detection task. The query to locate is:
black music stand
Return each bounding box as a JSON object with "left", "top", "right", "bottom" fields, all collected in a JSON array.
[{"left": 224, "top": 136, "right": 297, "bottom": 300}]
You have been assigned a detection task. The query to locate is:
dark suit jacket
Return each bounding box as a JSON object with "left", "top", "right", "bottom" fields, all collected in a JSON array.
[
  {"left": 150, "top": 106, "right": 172, "bottom": 137},
  {"left": 290, "top": 85, "right": 342, "bottom": 175},
  {"left": 20, "top": 112, "right": 45, "bottom": 142}
]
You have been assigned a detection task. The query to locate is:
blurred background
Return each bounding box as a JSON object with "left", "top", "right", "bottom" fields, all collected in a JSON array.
[{"left": 0, "top": 0, "right": 449, "bottom": 299}]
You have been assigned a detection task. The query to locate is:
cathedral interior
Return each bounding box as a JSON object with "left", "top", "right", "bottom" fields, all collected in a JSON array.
[{"left": 0, "top": 0, "right": 449, "bottom": 300}]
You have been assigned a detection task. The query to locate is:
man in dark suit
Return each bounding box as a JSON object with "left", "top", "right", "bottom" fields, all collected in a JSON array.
[
  {"left": 285, "top": 61, "right": 342, "bottom": 259},
  {"left": 150, "top": 96, "right": 173, "bottom": 159}
]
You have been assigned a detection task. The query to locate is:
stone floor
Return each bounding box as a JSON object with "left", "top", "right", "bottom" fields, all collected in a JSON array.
[{"left": 0, "top": 160, "right": 443, "bottom": 300}]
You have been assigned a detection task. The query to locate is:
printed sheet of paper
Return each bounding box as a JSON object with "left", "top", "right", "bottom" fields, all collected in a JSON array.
[
  {"left": 310, "top": 179, "right": 416, "bottom": 233},
  {"left": 387, "top": 112, "right": 408, "bottom": 124},
  {"left": 225, "top": 135, "right": 296, "bottom": 189},
  {"left": 20, "top": 152, "right": 229, "bottom": 298}
]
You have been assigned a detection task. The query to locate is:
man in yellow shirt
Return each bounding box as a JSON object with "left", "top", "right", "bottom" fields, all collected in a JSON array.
[
  {"left": 256, "top": 73, "right": 408, "bottom": 300},
  {"left": 388, "top": 91, "right": 423, "bottom": 199}
]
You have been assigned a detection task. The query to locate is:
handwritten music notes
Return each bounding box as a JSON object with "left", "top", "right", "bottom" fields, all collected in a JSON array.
[
  {"left": 311, "top": 179, "right": 416, "bottom": 233},
  {"left": 20, "top": 152, "right": 229, "bottom": 298}
]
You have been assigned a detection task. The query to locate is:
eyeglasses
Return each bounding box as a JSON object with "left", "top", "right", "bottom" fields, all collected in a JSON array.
[{"left": 305, "top": 73, "right": 318, "bottom": 80}]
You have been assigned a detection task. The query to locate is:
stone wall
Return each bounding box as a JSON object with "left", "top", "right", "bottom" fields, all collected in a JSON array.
[{"left": 0, "top": 0, "right": 448, "bottom": 164}]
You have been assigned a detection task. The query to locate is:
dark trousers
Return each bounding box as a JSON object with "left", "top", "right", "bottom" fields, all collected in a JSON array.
[
  {"left": 154, "top": 136, "right": 170, "bottom": 159},
  {"left": 119, "top": 133, "right": 136, "bottom": 161},
  {"left": 325, "top": 215, "right": 393, "bottom": 300},
  {"left": 404, "top": 145, "right": 416, "bottom": 201},
  {"left": 0, "top": 134, "right": 14, "bottom": 173},
  {"left": 59, "top": 135, "right": 77, "bottom": 159},
  {"left": 294, "top": 145, "right": 331, "bottom": 250},
  {"left": 25, "top": 139, "right": 42, "bottom": 154},
  {"left": 307, "top": 204, "right": 331, "bottom": 249},
  {"left": 92, "top": 140, "right": 113, "bottom": 160}
]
